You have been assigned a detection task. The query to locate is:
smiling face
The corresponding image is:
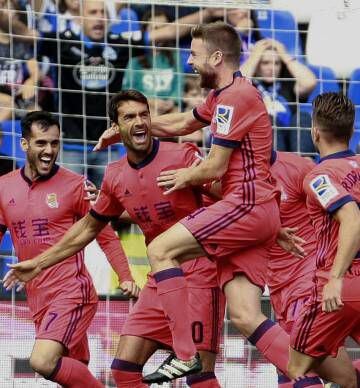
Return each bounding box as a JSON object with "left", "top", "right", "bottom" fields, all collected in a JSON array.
[
  {"left": 187, "top": 38, "right": 217, "bottom": 89},
  {"left": 82, "top": 0, "right": 106, "bottom": 41},
  {"left": 116, "top": 100, "right": 152, "bottom": 160},
  {"left": 22, "top": 123, "right": 60, "bottom": 180}
]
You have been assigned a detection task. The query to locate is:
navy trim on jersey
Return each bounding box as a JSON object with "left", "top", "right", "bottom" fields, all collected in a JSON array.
[
  {"left": 327, "top": 195, "right": 354, "bottom": 214},
  {"left": 89, "top": 208, "right": 118, "bottom": 223},
  {"left": 270, "top": 150, "right": 277, "bottom": 165},
  {"left": 213, "top": 137, "right": 241, "bottom": 148},
  {"left": 127, "top": 138, "right": 159, "bottom": 170},
  {"left": 355, "top": 250, "right": 360, "bottom": 259},
  {"left": 0, "top": 224, "right": 7, "bottom": 234},
  {"left": 214, "top": 71, "right": 242, "bottom": 96},
  {"left": 319, "top": 149, "right": 355, "bottom": 163},
  {"left": 20, "top": 164, "right": 60, "bottom": 186},
  {"left": 193, "top": 108, "right": 211, "bottom": 125}
]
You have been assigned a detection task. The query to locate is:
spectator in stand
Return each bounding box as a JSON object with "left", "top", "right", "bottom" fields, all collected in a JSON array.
[
  {"left": 0, "top": 0, "right": 54, "bottom": 121},
  {"left": 39, "top": 1, "right": 216, "bottom": 186},
  {"left": 241, "top": 38, "right": 317, "bottom": 152},
  {"left": 122, "top": 9, "right": 183, "bottom": 115},
  {"left": 180, "top": 75, "right": 208, "bottom": 146},
  {"left": 37, "top": 0, "right": 81, "bottom": 35}
]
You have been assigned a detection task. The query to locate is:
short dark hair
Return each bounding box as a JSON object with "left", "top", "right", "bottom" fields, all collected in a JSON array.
[
  {"left": 21, "top": 111, "right": 60, "bottom": 139},
  {"left": 312, "top": 92, "right": 355, "bottom": 142},
  {"left": 191, "top": 22, "right": 241, "bottom": 68},
  {"left": 108, "top": 90, "right": 150, "bottom": 124}
]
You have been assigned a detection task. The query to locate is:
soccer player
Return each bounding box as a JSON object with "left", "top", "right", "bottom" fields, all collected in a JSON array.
[
  {"left": 287, "top": 92, "right": 360, "bottom": 384},
  {"left": 0, "top": 111, "right": 139, "bottom": 388},
  {"left": 269, "top": 150, "right": 359, "bottom": 387},
  {"left": 95, "top": 22, "right": 302, "bottom": 383},
  {"left": 5, "top": 91, "right": 225, "bottom": 388}
]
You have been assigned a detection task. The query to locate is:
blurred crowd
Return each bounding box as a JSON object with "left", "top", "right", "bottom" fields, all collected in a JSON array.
[{"left": 1, "top": 1, "right": 358, "bottom": 183}]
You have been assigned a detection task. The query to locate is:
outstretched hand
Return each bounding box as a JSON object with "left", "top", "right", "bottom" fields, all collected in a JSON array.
[
  {"left": 3, "top": 259, "right": 41, "bottom": 289},
  {"left": 93, "top": 124, "right": 122, "bottom": 151},
  {"left": 277, "top": 227, "right": 306, "bottom": 258}
]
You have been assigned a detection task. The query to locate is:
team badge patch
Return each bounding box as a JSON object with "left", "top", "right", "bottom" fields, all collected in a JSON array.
[
  {"left": 215, "top": 105, "right": 234, "bottom": 135},
  {"left": 310, "top": 175, "right": 338, "bottom": 207},
  {"left": 46, "top": 193, "right": 59, "bottom": 209}
]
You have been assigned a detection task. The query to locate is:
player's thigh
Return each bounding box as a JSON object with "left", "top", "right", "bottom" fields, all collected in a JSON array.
[
  {"left": 315, "top": 347, "right": 357, "bottom": 387},
  {"left": 115, "top": 335, "right": 159, "bottom": 365},
  {"left": 147, "top": 222, "right": 205, "bottom": 263},
  {"left": 224, "top": 274, "right": 263, "bottom": 319},
  {"left": 288, "top": 347, "right": 318, "bottom": 378}
]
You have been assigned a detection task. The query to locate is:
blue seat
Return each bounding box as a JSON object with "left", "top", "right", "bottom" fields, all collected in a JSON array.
[
  {"left": 0, "top": 231, "right": 13, "bottom": 255},
  {"left": 348, "top": 68, "right": 360, "bottom": 152},
  {"left": 255, "top": 9, "right": 302, "bottom": 57},
  {"left": 300, "top": 65, "right": 340, "bottom": 116},
  {"left": 0, "top": 120, "right": 25, "bottom": 165}
]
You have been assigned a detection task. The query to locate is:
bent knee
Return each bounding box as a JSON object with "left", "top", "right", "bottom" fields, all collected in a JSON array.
[
  {"left": 229, "top": 309, "right": 264, "bottom": 337},
  {"left": 30, "top": 354, "right": 60, "bottom": 377}
]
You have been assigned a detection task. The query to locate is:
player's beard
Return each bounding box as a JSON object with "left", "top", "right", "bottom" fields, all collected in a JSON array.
[{"left": 199, "top": 66, "right": 218, "bottom": 89}]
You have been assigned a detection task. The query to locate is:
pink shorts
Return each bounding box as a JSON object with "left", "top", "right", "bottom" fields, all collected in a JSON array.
[
  {"left": 180, "top": 197, "right": 280, "bottom": 259},
  {"left": 291, "top": 274, "right": 360, "bottom": 358},
  {"left": 35, "top": 300, "right": 97, "bottom": 363},
  {"left": 121, "top": 284, "right": 225, "bottom": 353},
  {"left": 216, "top": 243, "right": 271, "bottom": 291},
  {"left": 271, "top": 291, "right": 309, "bottom": 334}
]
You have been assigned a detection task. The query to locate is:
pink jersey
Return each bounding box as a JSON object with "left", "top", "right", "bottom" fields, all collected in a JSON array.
[
  {"left": 268, "top": 151, "right": 317, "bottom": 295},
  {"left": 194, "top": 71, "right": 277, "bottom": 203},
  {"left": 91, "top": 139, "right": 218, "bottom": 288},
  {"left": 0, "top": 166, "right": 131, "bottom": 320},
  {"left": 303, "top": 150, "right": 360, "bottom": 275}
]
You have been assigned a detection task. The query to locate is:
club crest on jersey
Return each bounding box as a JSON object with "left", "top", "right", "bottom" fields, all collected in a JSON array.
[
  {"left": 215, "top": 105, "right": 233, "bottom": 135},
  {"left": 310, "top": 175, "right": 338, "bottom": 206},
  {"left": 46, "top": 193, "right": 59, "bottom": 209}
]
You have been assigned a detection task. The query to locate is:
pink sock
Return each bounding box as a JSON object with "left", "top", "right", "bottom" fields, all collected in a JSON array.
[
  {"left": 154, "top": 268, "right": 196, "bottom": 360},
  {"left": 48, "top": 357, "right": 103, "bottom": 387},
  {"left": 111, "top": 359, "right": 148, "bottom": 388},
  {"left": 186, "top": 372, "right": 221, "bottom": 387},
  {"left": 247, "top": 319, "right": 289, "bottom": 374}
]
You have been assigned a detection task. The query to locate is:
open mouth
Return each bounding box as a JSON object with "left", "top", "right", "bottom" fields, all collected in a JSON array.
[
  {"left": 93, "top": 24, "right": 104, "bottom": 33},
  {"left": 39, "top": 156, "right": 52, "bottom": 169},
  {"left": 132, "top": 130, "right": 147, "bottom": 144}
]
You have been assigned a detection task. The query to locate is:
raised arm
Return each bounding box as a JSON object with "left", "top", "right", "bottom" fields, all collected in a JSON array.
[
  {"left": 151, "top": 110, "right": 205, "bottom": 137},
  {"left": 322, "top": 201, "right": 360, "bottom": 312},
  {"left": 148, "top": 8, "right": 213, "bottom": 43}
]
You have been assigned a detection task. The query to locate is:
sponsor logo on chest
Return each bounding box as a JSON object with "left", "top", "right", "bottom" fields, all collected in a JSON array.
[{"left": 46, "top": 193, "right": 59, "bottom": 208}]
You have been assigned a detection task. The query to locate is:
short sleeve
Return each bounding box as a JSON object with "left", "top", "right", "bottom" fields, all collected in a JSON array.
[
  {"left": 212, "top": 83, "right": 266, "bottom": 146},
  {"left": 91, "top": 168, "right": 125, "bottom": 221},
  {"left": 73, "top": 178, "right": 91, "bottom": 218},
  {"left": 193, "top": 92, "right": 213, "bottom": 125},
  {"left": 304, "top": 171, "right": 354, "bottom": 214}
]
